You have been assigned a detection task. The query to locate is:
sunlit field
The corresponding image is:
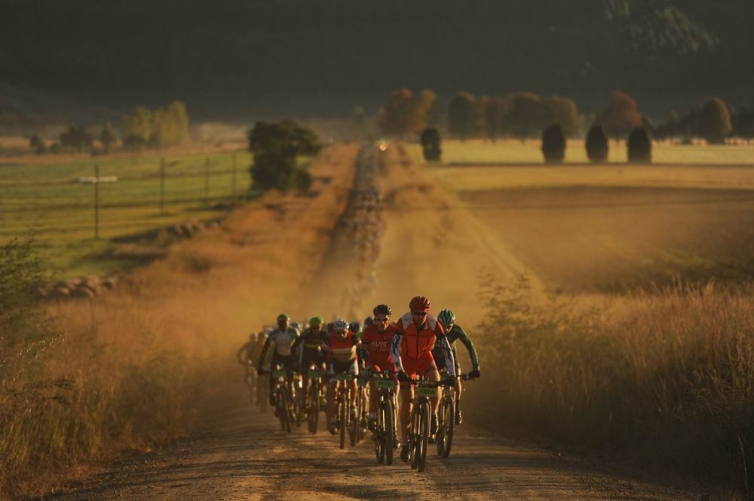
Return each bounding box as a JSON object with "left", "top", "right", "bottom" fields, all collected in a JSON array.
[
  {"left": 0, "top": 149, "right": 252, "bottom": 276},
  {"left": 406, "top": 139, "right": 754, "bottom": 166}
]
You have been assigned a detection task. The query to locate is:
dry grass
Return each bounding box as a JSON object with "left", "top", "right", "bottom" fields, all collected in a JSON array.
[
  {"left": 0, "top": 144, "right": 359, "bottom": 498},
  {"left": 470, "top": 276, "right": 754, "bottom": 491}
]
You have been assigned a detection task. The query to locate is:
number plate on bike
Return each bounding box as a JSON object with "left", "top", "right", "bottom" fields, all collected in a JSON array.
[
  {"left": 416, "top": 385, "right": 436, "bottom": 397},
  {"left": 272, "top": 370, "right": 287, "bottom": 378},
  {"left": 308, "top": 370, "right": 321, "bottom": 378},
  {"left": 336, "top": 373, "right": 353, "bottom": 381},
  {"left": 375, "top": 379, "right": 394, "bottom": 389}
]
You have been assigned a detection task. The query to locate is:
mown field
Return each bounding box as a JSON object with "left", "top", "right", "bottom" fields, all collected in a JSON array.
[
  {"left": 0, "top": 149, "right": 252, "bottom": 276},
  {"left": 416, "top": 141, "right": 754, "bottom": 292}
]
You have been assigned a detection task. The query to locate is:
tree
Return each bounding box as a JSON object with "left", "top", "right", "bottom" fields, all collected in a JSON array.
[
  {"left": 541, "top": 124, "right": 566, "bottom": 163},
  {"left": 100, "top": 121, "right": 116, "bottom": 151},
  {"left": 122, "top": 106, "right": 153, "bottom": 147},
  {"left": 480, "top": 96, "right": 507, "bottom": 143},
  {"left": 585, "top": 124, "right": 609, "bottom": 163},
  {"left": 419, "top": 89, "right": 443, "bottom": 128},
  {"left": 732, "top": 106, "right": 754, "bottom": 140},
  {"left": 420, "top": 127, "right": 442, "bottom": 161},
  {"left": 247, "top": 120, "right": 322, "bottom": 192},
  {"left": 502, "top": 92, "right": 544, "bottom": 142},
  {"left": 595, "top": 91, "right": 642, "bottom": 141},
  {"left": 541, "top": 96, "right": 581, "bottom": 138},
  {"left": 654, "top": 111, "right": 680, "bottom": 141},
  {"left": 447, "top": 92, "right": 478, "bottom": 141},
  {"left": 59, "top": 125, "right": 93, "bottom": 152},
  {"left": 627, "top": 127, "right": 652, "bottom": 163},
  {"left": 379, "top": 88, "right": 416, "bottom": 138},
  {"left": 695, "top": 98, "right": 732, "bottom": 144}
]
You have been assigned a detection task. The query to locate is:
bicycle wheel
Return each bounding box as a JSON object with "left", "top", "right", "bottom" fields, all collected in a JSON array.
[
  {"left": 409, "top": 406, "right": 420, "bottom": 470},
  {"left": 384, "top": 398, "right": 394, "bottom": 466},
  {"left": 292, "top": 384, "right": 302, "bottom": 428},
  {"left": 437, "top": 396, "right": 455, "bottom": 458},
  {"left": 276, "top": 388, "right": 286, "bottom": 431},
  {"left": 417, "top": 402, "right": 429, "bottom": 472},
  {"left": 375, "top": 401, "right": 385, "bottom": 464},
  {"left": 339, "top": 392, "right": 347, "bottom": 449},
  {"left": 257, "top": 376, "right": 268, "bottom": 413},
  {"left": 308, "top": 384, "right": 319, "bottom": 434}
]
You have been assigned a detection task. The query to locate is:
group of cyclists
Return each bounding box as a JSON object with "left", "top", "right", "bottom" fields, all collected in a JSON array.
[{"left": 237, "top": 295, "right": 480, "bottom": 464}]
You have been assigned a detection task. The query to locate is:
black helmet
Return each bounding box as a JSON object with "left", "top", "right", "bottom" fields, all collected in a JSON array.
[
  {"left": 363, "top": 316, "right": 374, "bottom": 328},
  {"left": 349, "top": 321, "right": 361, "bottom": 333},
  {"left": 373, "top": 304, "right": 392, "bottom": 316}
]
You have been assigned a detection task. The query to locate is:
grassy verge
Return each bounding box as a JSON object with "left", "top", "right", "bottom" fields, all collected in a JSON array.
[{"left": 469, "top": 275, "right": 754, "bottom": 492}]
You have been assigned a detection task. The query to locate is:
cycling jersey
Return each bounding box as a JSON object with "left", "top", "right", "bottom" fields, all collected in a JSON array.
[
  {"left": 391, "top": 312, "right": 455, "bottom": 377},
  {"left": 292, "top": 327, "right": 328, "bottom": 368},
  {"left": 258, "top": 326, "right": 300, "bottom": 367},
  {"left": 431, "top": 323, "right": 480, "bottom": 373},
  {"left": 324, "top": 330, "right": 359, "bottom": 364},
  {"left": 361, "top": 323, "right": 396, "bottom": 371}
]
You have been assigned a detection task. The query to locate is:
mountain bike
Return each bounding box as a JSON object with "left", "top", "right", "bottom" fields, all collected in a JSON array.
[
  {"left": 243, "top": 360, "right": 257, "bottom": 405},
  {"left": 436, "top": 373, "right": 475, "bottom": 458},
  {"left": 266, "top": 367, "right": 294, "bottom": 433},
  {"left": 406, "top": 377, "right": 450, "bottom": 473},
  {"left": 333, "top": 373, "right": 357, "bottom": 449},
  {"left": 290, "top": 370, "right": 304, "bottom": 428},
  {"left": 355, "top": 374, "right": 369, "bottom": 443},
  {"left": 370, "top": 370, "right": 398, "bottom": 465}
]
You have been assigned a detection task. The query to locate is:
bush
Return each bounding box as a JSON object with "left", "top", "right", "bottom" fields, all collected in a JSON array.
[
  {"left": 627, "top": 127, "right": 652, "bottom": 163},
  {"left": 420, "top": 127, "right": 442, "bottom": 161},
  {"left": 585, "top": 124, "right": 609, "bottom": 162},
  {"left": 541, "top": 124, "right": 566, "bottom": 163}
]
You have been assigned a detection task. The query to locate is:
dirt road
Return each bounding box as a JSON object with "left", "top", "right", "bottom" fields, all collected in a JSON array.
[{"left": 45, "top": 145, "right": 706, "bottom": 501}]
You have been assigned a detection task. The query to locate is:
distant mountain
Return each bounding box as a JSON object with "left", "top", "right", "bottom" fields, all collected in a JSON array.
[{"left": 0, "top": 0, "right": 752, "bottom": 121}]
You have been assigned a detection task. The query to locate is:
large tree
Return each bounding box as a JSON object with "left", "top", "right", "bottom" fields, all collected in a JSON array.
[
  {"left": 502, "top": 92, "right": 544, "bottom": 142},
  {"left": 480, "top": 96, "right": 507, "bottom": 143},
  {"left": 247, "top": 120, "right": 321, "bottom": 192},
  {"left": 379, "top": 88, "right": 417, "bottom": 138},
  {"left": 695, "top": 98, "right": 732, "bottom": 144},
  {"left": 595, "top": 91, "right": 642, "bottom": 141},
  {"left": 447, "top": 92, "right": 478, "bottom": 141},
  {"left": 541, "top": 96, "right": 581, "bottom": 138}
]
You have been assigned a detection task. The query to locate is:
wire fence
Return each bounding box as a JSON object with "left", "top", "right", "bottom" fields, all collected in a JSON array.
[{"left": 0, "top": 152, "right": 252, "bottom": 240}]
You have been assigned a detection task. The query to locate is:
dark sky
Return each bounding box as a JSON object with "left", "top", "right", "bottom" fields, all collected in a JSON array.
[{"left": 1, "top": 0, "right": 752, "bottom": 121}]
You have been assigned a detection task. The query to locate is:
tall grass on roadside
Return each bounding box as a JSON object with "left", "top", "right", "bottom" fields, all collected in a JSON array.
[
  {"left": 471, "top": 275, "right": 754, "bottom": 491},
  {"left": 0, "top": 238, "right": 215, "bottom": 499}
]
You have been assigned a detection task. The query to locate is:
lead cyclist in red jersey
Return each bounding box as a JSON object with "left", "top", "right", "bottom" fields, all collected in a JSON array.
[{"left": 391, "top": 296, "right": 455, "bottom": 462}]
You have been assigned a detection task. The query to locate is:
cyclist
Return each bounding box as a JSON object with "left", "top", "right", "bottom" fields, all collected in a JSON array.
[
  {"left": 349, "top": 321, "right": 363, "bottom": 340},
  {"left": 363, "top": 316, "right": 375, "bottom": 329},
  {"left": 433, "top": 309, "right": 481, "bottom": 425},
  {"left": 361, "top": 304, "right": 397, "bottom": 431},
  {"left": 392, "top": 296, "right": 455, "bottom": 462},
  {"left": 323, "top": 319, "right": 360, "bottom": 435},
  {"left": 236, "top": 332, "right": 267, "bottom": 402},
  {"left": 291, "top": 316, "right": 328, "bottom": 409},
  {"left": 257, "top": 313, "right": 301, "bottom": 406}
]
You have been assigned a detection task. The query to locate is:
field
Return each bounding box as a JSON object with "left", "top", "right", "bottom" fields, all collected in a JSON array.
[
  {"left": 411, "top": 141, "right": 754, "bottom": 292},
  {"left": 0, "top": 148, "right": 252, "bottom": 276}
]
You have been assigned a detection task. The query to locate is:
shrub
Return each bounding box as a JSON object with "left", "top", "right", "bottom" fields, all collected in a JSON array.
[
  {"left": 585, "top": 124, "right": 608, "bottom": 162},
  {"left": 627, "top": 127, "right": 652, "bottom": 163},
  {"left": 420, "top": 127, "right": 442, "bottom": 161},
  {"left": 541, "top": 124, "right": 566, "bottom": 163}
]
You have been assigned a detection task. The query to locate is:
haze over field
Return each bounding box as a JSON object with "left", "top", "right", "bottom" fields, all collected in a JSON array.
[{"left": 1, "top": 0, "right": 753, "bottom": 121}]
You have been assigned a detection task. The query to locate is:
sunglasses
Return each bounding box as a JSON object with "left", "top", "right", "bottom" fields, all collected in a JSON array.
[
  {"left": 374, "top": 317, "right": 389, "bottom": 322},
  {"left": 411, "top": 311, "right": 427, "bottom": 317}
]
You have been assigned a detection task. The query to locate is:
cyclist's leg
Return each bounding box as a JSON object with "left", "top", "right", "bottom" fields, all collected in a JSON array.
[
  {"left": 347, "top": 360, "right": 358, "bottom": 416},
  {"left": 327, "top": 361, "right": 339, "bottom": 426},
  {"left": 269, "top": 353, "right": 282, "bottom": 404}
]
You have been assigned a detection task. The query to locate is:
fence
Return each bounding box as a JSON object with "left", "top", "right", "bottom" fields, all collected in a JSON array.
[{"left": 0, "top": 151, "right": 252, "bottom": 241}]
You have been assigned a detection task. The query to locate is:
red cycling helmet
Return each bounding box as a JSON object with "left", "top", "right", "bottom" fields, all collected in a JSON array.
[{"left": 409, "top": 296, "right": 431, "bottom": 312}]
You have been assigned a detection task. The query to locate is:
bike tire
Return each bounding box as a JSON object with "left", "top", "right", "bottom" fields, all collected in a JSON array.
[
  {"left": 417, "top": 402, "right": 429, "bottom": 472},
  {"left": 283, "top": 388, "right": 292, "bottom": 433},
  {"left": 339, "top": 395, "right": 346, "bottom": 449},
  {"left": 437, "top": 396, "right": 454, "bottom": 457},
  {"left": 385, "top": 398, "right": 394, "bottom": 466},
  {"left": 410, "top": 406, "right": 420, "bottom": 470},
  {"left": 375, "top": 402, "right": 385, "bottom": 464},
  {"left": 308, "top": 384, "right": 319, "bottom": 434},
  {"left": 258, "top": 377, "right": 268, "bottom": 414},
  {"left": 277, "top": 388, "right": 286, "bottom": 431}
]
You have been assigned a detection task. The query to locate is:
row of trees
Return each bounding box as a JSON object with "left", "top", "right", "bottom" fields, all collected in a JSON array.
[
  {"left": 121, "top": 101, "right": 190, "bottom": 148},
  {"left": 378, "top": 89, "right": 754, "bottom": 144}
]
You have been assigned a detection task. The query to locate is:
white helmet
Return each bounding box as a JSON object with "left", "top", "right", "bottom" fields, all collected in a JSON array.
[{"left": 332, "top": 319, "right": 349, "bottom": 331}]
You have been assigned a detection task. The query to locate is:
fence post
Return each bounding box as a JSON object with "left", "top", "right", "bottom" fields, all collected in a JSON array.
[
  {"left": 232, "top": 153, "right": 237, "bottom": 199},
  {"left": 205, "top": 157, "right": 210, "bottom": 204},
  {"left": 159, "top": 158, "right": 165, "bottom": 215},
  {"left": 94, "top": 164, "right": 100, "bottom": 239}
]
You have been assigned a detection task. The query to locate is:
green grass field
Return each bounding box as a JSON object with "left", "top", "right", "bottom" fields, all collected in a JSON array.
[{"left": 0, "top": 150, "right": 252, "bottom": 276}]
